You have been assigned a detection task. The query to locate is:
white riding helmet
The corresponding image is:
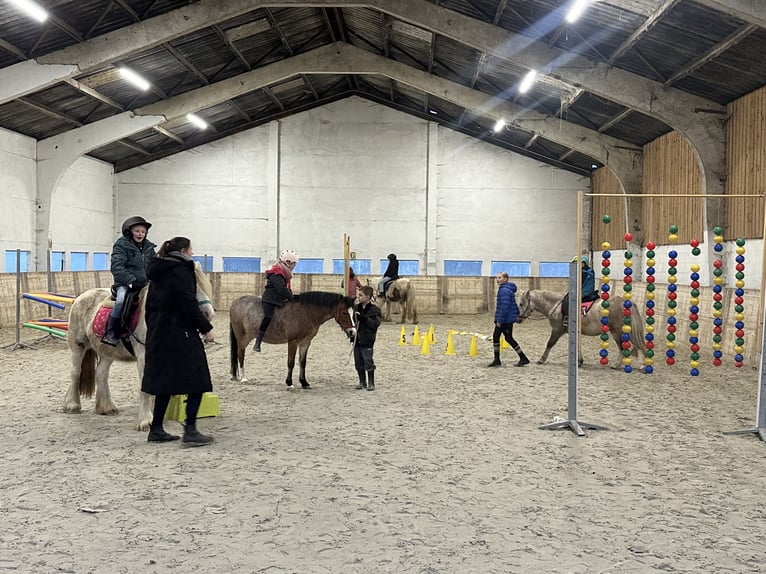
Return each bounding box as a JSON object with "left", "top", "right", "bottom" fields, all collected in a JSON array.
[{"left": 279, "top": 249, "right": 299, "bottom": 265}]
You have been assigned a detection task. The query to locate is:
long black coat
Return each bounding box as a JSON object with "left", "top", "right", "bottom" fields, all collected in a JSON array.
[{"left": 141, "top": 255, "right": 213, "bottom": 396}]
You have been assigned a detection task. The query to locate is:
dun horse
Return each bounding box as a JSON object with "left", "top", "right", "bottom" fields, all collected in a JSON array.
[
  {"left": 379, "top": 278, "right": 418, "bottom": 324},
  {"left": 63, "top": 265, "right": 214, "bottom": 430},
  {"left": 229, "top": 291, "right": 356, "bottom": 388},
  {"left": 517, "top": 289, "right": 646, "bottom": 367}
]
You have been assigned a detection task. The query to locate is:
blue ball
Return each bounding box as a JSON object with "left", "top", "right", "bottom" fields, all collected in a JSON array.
[
  {"left": 690, "top": 368, "right": 699, "bottom": 377},
  {"left": 646, "top": 333, "right": 654, "bottom": 341},
  {"left": 713, "top": 318, "right": 722, "bottom": 326},
  {"left": 690, "top": 305, "right": 699, "bottom": 314},
  {"left": 713, "top": 350, "right": 723, "bottom": 359},
  {"left": 601, "top": 317, "right": 610, "bottom": 325},
  {"left": 647, "top": 300, "right": 655, "bottom": 308},
  {"left": 691, "top": 272, "right": 699, "bottom": 281},
  {"left": 689, "top": 337, "right": 698, "bottom": 344},
  {"left": 735, "top": 288, "right": 745, "bottom": 297},
  {"left": 666, "top": 350, "right": 675, "bottom": 358},
  {"left": 624, "top": 365, "right": 633, "bottom": 373},
  {"left": 600, "top": 349, "right": 609, "bottom": 357},
  {"left": 623, "top": 300, "right": 632, "bottom": 308},
  {"left": 736, "top": 255, "right": 745, "bottom": 263},
  {"left": 624, "top": 268, "right": 633, "bottom": 276},
  {"left": 621, "top": 333, "right": 630, "bottom": 341},
  {"left": 714, "top": 243, "right": 723, "bottom": 252},
  {"left": 646, "top": 266, "right": 655, "bottom": 275},
  {"left": 735, "top": 354, "right": 744, "bottom": 362},
  {"left": 644, "top": 365, "right": 654, "bottom": 374},
  {"left": 736, "top": 321, "right": 745, "bottom": 329},
  {"left": 668, "top": 316, "right": 676, "bottom": 325},
  {"left": 713, "top": 285, "right": 722, "bottom": 293},
  {"left": 668, "top": 283, "right": 677, "bottom": 292},
  {"left": 602, "top": 251, "right": 611, "bottom": 258},
  {"left": 669, "top": 250, "right": 678, "bottom": 258},
  {"left": 601, "top": 284, "right": 610, "bottom": 292}
]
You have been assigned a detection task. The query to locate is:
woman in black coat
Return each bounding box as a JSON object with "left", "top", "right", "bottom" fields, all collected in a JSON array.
[{"left": 142, "top": 236, "right": 215, "bottom": 446}]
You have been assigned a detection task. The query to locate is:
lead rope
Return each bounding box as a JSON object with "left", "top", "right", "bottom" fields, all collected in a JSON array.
[{"left": 344, "top": 307, "right": 357, "bottom": 365}]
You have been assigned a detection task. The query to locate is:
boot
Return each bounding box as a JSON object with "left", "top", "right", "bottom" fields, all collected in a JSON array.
[
  {"left": 515, "top": 351, "right": 530, "bottom": 367},
  {"left": 253, "top": 330, "right": 265, "bottom": 352},
  {"left": 182, "top": 423, "right": 214, "bottom": 447},
  {"left": 147, "top": 426, "right": 180, "bottom": 443},
  {"left": 366, "top": 370, "right": 375, "bottom": 391},
  {"left": 101, "top": 316, "right": 120, "bottom": 346},
  {"left": 355, "top": 368, "right": 367, "bottom": 390},
  {"left": 487, "top": 350, "right": 501, "bottom": 367}
]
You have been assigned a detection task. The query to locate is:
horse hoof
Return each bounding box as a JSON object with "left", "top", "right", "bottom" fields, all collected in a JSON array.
[{"left": 300, "top": 383, "right": 311, "bottom": 389}]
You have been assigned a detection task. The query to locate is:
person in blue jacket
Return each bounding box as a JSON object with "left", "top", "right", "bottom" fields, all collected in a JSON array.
[
  {"left": 488, "top": 272, "right": 529, "bottom": 367},
  {"left": 561, "top": 255, "right": 600, "bottom": 325}
]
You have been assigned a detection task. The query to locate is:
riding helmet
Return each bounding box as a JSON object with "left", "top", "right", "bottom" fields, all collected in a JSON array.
[
  {"left": 121, "top": 215, "right": 152, "bottom": 236},
  {"left": 387, "top": 253, "right": 397, "bottom": 260},
  {"left": 279, "top": 249, "right": 299, "bottom": 264}
]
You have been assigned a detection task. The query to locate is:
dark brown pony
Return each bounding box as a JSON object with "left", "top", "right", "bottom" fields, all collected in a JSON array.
[
  {"left": 229, "top": 291, "right": 356, "bottom": 388},
  {"left": 379, "top": 278, "right": 418, "bottom": 324}
]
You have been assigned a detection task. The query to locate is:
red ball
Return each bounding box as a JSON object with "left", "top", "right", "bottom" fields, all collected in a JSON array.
[
  {"left": 669, "top": 259, "right": 678, "bottom": 267},
  {"left": 646, "top": 242, "right": 656, "bottom": 250},
  {"left": 713, "top": 326, "right": 722, "bottom": 335},
  {"left": 602, "top": 259, "right": 610, "bottom": 268},
  {"left": 600, "top": 357, "right": 609, "bottom": 366},
  {"left": 668, "top": 325, "right": 677, "bottom": 333},
  {"left": 690, "top": 314, "right": 698, "bottom": 321},
  {"left": 668, "top": 292, "right": 677, "bottom": 301},
  {"left": 690, "top": 239, "right": 699, "bottom": 247},
  {"left": 623, "top": 309, "right": 632, "bottom": 317},
  {"left": 666, "top": 358, "right": 675, "bottom": 366},
  {"left": 735, "top": 361, "right": 744, "bottom": 368},
  {"left": 646, "top": 341, "right": 654, "bottom": 350},
  {"left": 621, "top": 341, "right": 631, "bottom": 350},
  {"left": 691, "top": 344, "right": 700, "bottom": 353},
  {"left": 736, "top": 264, "right": 745, "bottom": 272},
  {"left": 624, "top": 232, "right": 633, "bottom": 242},
  {"left": 647, "top": 275, "right": 655, "bottom": 283},
  {"left": 646, "top": 308, "right": 655, "bottom": 317},
  {"left": 734, "top": 297, "right": 743, "bottom": 305},
  {"left": 713, "top": 259, "right": 723, "bottom": 268},
  {"left": 601, "top": 325, "right": 610, "bottom": 333},
  {"left": 736, "top": 329, "right": 745, "bottom": 338},
  {"left": 713, "top": 358, "right": 722, "bottom": 367},
  {"left": 713, "top": 293, "right": 723, "bottom": 301},
  {"left": 624, "top": 276, "right": 633, "bottom": 284},
  {"left": 690, "top": 281, "right": 699, "bottom": 289}
]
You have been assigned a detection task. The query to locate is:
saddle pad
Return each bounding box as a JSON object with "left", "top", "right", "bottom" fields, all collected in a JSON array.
[
  {"left": 92, "top": 301, "right": 143, "bottom": 337},
  {"left": 580, "top": 300, "right": 596, "bottom": 314}
]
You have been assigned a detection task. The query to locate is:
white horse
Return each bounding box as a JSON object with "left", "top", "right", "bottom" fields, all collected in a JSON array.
[
  {"left": 63, "top": 264, "right": 214, "bottom": 430},
  {"left": 376, "top": 277, "right": 418, "bottom": 324}
]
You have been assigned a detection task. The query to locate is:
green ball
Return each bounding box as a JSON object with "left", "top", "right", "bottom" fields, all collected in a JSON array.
[
  {"left": 647, "top": 284, "right": 655, "bottom": 292},
  {"left": 625, "top": 251, "right": 633, "bottom": 259},
  {"left": 736, "top": 338, "right": 745, "bottom": 346},
  {"left": 602, "top": 300, "right": 610, "bottom": 308},
  {"left": 713, "top": 226, "right": 723, "bottom": 235},
  {"left": 667, "top": 333, "right": 676, "bottom": 342},
  {"left": 713, "top": 335, "right": 722, "bottom": 343},
  {"left": 647, "top": 317, "right": 655, "bottom": 325},
  {"left": 713, "top": 268, "right": 723, "bottom": 277},
  {"left": 623, "top": 317, "right": 632, "bottom": 325},
  {"left": 602, "top": 214, "right": 612, "bottom": 224},
  {"left": 646, "top": 250, "right": 655, "bottom": 258},
  {"left": 736, "top": 238, "right": 745, "bottom": 247},
  {"left": 713, "top": 301, "right": 723, "bottom": 310},
  {"left": 624, "top": 284, "right": 632, "bottom": 292},
  {"left": 600, "top": 333, "right": 610, "bottom": 341},
  {"left": 668, "top": 268, "right": 677, "bottom": 276},
  {"left": 735, "top": 305, "right": 744, "bottom": 313},
  {"left": 691, "top": 247, "right": 701, "bottom": 256},
  {"left": 622, "top": 349, "right": 632, "bottom": 357},
  {"left": 736, "top": 272, "right": 745, "bottom": 280},
  {"left": 691, "top": 289, "right": 699, "bottom": 297},
  {"left": 691, "top": 352, "right": 700, "bottom": 361},
  {"left": 669, "top": 225, "right": 679, "bottom": 233},
  {"left": 646, "top": 349, "right": 654, "bottom": 358},
  {"left": 669, "top": 301, "right": 677, "bottom": 309},
  {"left": 690, "top": 322, "right": 699, "bottom": 330}
]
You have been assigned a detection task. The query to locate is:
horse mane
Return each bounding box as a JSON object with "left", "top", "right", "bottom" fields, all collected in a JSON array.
[
  {"left": 193, "top": 263, "right": 214, "bottom": 298},
  {"left": 295, "top": 291, "right": 353, "bottom": 308}
]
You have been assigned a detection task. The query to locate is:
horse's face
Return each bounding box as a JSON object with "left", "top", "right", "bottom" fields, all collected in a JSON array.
[
  {"left": 517, "top": 290, "right": 532, "bottom": 323},
  {"left": 193, "top": 264, "right": 215, "bottom": 321},
  {"left": 334, "top": 297, "right": 357, "bottom": 341}
]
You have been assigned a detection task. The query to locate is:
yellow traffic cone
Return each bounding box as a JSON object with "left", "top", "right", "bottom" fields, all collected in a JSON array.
[
  {"left": 468, "top": 334, "right": 479, "bottom": 356},
  {"left": 420, "top": 335, "right": 430, "bottom": 356},
  {"left": 399, "top": 325, "right": 407, "bottom": 346},
  {"left": 445, "top": 331, "right": 455, "bottom": 356},
  {"left": 501, "top": 335, "right": 511, "bottom": 350},
  {"left": 428, "top": 323, "right": 435, "bottom": 344},
  {"left": 412, "top": 325, "right": 421, "bottom": 346}
]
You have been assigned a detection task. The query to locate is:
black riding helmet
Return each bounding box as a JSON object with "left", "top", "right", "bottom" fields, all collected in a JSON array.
[
  {"left": 121, "top": 215, "right": 152, "bottom": 236},
  {"left": 387, "top": 253, "right": 397, "bottom": 260}
]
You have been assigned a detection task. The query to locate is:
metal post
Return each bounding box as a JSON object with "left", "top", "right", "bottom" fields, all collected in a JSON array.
[{"left": 2, "top": 249, "right": 31, "bottom": 350}]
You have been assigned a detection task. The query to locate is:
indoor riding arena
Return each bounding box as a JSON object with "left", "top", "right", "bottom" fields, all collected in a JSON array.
[{"left": 1, "top": 1, "right": 766, "bottom": 572}]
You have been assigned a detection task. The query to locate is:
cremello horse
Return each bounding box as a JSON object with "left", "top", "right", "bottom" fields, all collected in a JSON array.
[
  {"left": 63, "top": 264, "right": 214, "bottom": 430},
  {"left": 517, "top": 289, "right": 646, "bottom": 367},
  {"left": 378, "top": 277, "right": 418, "bottom": 324}
]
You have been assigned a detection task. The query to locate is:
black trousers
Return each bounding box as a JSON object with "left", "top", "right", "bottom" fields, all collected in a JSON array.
[{"left": 492, "top": 323, "right": 518, "bottom": 350}]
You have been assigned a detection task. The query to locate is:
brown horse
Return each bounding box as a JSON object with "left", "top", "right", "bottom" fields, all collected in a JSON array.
[
  {"left": 516, "top": 289, "right": 646, "bottom": 367},
  {"left": 378, "top": 278, "right": 418, "bottom": 324},
  {"left": 63, "top": 264, "right": 214, "bottom": 430},
  {"left": 229, "top": 291, "right": 356, "bottom": 388}
]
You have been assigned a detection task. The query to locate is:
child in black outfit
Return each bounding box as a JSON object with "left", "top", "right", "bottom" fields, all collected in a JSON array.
[{"left": 353, "top": 285, "right": 382, "bottom": 391}]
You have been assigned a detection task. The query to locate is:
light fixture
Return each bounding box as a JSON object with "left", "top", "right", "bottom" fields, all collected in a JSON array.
[
  {"left": 9, "top": 0, "right": 48, "bottom": 22},
  {"left": 187, "top": 113, "right": 208, "bottom": 130},
  {"left": 566, "top": 0, "right": 591, "bottom": 24},
  {"left": 493, "top": 118, "right": 506, "bottom": 133},
  {"left": 519, "top": 70, "right": 538, "bottom": 94},
  {"left": 119, "top": 67, "right": 151, "bottom": 91}
]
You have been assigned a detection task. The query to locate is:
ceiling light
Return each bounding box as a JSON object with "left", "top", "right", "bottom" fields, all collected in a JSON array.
[
  {"left": 493, "top": 119, "right": 506, "bottom": 133},
  {"left": 119, "top": 67, "right": 150, "bottom": 91},
  {"left": 9, "top": 0, "right": 48, "bottom": 22},
  {"left": 187, "top": 113, "right": 208, "bottom": 130},
  {"left": 566, "top": 0, "right": 591, "bottom": 24},
  {"left": 519, "top": 70, "right": 538, "bottom": 94}
]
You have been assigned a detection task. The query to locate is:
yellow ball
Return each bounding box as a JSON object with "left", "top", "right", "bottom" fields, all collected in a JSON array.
[
  {"left": 646, "top": 325, "right": 654, "bottom": 333},
  {"left": 690, "top": 298, "right": 699, "bottom": 306},
  {"left": 669, "top": 276, "right": 677, "bottom": 284},
  {"left": 736, "top": 280, "right": 745, "bottom": 289},
  {"left": 735, "top": 346, "right": 744, "bottom": 354},
  {"left": 713, "top": 310, "right": 722, "bottom": 318},
  {"left": 622, "top": 325, "right": 632, "bottom": 333},
  {"left": 669, "top": 234, "right": 678, "bottom": 242},
  {"left": 601, "top": 341, "right": 610, "bottom": 349},
  {"left": 668, "top": 308, "right": 676, "bottom": 317},
  {"left": 622, "top": 357, "right": 632, "bottom": 365},
  {"left": 690, "top": 330, "right": 699, "bottom": 337},
  {"left": 691, "top": 264, "right": 700, "bottom": 272},
  {"left": 714, "top": 235, "right": 723, "bottom": 243},
  {"left": 735, "top": 313, "right": 744, "bottom": 321},
  {"left": 736, "top": 246, "right": 745, "bottom": 255},
  {"left": 601, "top": 309, "right": 609, "bottom": 316},
  {"left": 713, "top": 277, "right": 724, "bottom": 285},
  {"left": 625, "top": 260, "right": 633, "bottom": 267},
  {"left": 602, "top": 242, "right": 611, "bottom": 250},
  {"left": 646, "top": 258, "right": 655, "bottom": 266},
  {"left": 647, "top": 292, "right": 655, "bottom": 300},
  {"left": 601, "top": 276, "right": 610, "bottom": 283},
  {"left": 667, "top": 341, "right": 675, "bottom": 349},
  {"left": 712, "top": 343, "right": 721, "bottom": 351},
  {"left": 623, "top": 293, "right": 632, "bottom": 300},
  {"left": 690, "top": 360, "right": 699, "bottom": 369},
  {"left": 644, "top": 358, "right": 654, "bottom": 366}
]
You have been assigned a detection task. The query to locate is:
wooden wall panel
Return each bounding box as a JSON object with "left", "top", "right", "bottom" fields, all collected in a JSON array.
[
  {"left": 591, "top": 168, "right": 628, "bottom": 250},
  {"left": 727, "top": 86, "right": 766, "bottom": 239}
]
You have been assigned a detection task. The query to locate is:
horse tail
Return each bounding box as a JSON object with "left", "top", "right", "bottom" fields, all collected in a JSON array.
[
  {"left": 407, "top": 283, "right": 418, "bottom": 324},
  {"left": 630, "top": 305, "right": 646, "bottom": 352},
  {"left": 229, "top": 323, "right": 239, "bottom": 379},
  {"left": 79, "top": 348, "right": 97, "bottom": 398}
]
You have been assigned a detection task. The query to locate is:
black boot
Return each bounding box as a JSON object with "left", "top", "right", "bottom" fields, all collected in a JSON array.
[
  {"left": 253, "top": 330, "right": 265, "bottom": 352},
  {"left": 514, "top": 347, "right": 530, "bottom": 367},
  {"left": 366, "top": 370, "right": 375, "bottom": 391},
  {"left": 355, "top": 368, "right": 367, "bottom": 390},
  {"left": 102, "top": 316, "right": 120, "bottom": 346},
  {"left": 182, "top": 423, "right": 214, "bottom": 447},
  {"left": 488, "top": 350, "right": 501, "bottom": 367},
  {"left": 147, "top": 425, "right": 180, "bottom": 442}
]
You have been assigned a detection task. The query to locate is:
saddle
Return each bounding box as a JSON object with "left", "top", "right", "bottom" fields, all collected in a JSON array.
[
  {"left": 579, "top": 300, "right": 596, "bottom": 315},
  {"left": 92, "top": 289, "right": 144, "bottom": 339}
]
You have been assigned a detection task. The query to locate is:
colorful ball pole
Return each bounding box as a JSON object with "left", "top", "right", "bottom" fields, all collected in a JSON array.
[
  {"left": 644, "top": 241, "right": 656, "bottom": 374},
  {"left": 711, "top": 227, "right": 725, "bottom": 367},
  {"left": 599, "top": 241, "right": 612, "bottom": 366},
  {"left": 622, "top": 232, "right": 634, "bottom": 373},
  {"left": 733, "top": 238, "right": 746, "bottom": 368},
  {"left": 666, "top": 225, "right": 679, "bottom": 366},
  {"left": 688, "top": 239, "right": 702, "bottom": 377}
]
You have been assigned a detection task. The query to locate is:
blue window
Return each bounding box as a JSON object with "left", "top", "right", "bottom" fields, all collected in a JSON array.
[
  {"left": 490, "top": 261, "right": 531, "bottom": 277},
  {"left": 332, "top": 259, "right": 371, "bottom": 275},
  {"left": 93, "top": 252, "right": 109, "bottom": 271},
  {"left": 379, "top": 260, "right": 419, "bottom": 275},
  {"left": 540, "top": 262, "right": 569, "bottom": 277},
  {"left": 192, "top": 256, "right": 214, "bottom": 272},
  {"left": 5, "top": 250, "right": 29, "bottom": 272},
  {"left": 294, "top": 258, "right": 323, "bottom": 274},
  {"left": 51, "top": 251, "right": 65, "bottom": 272},
  {"left": 70, "top": 252, "right": 88, "bottom": 271},
  {"left": 223, "top": 257, "right": 261, "bottom": 272},
  {"left": 444, "top": 260, "right": 482, "bottom": 276}
]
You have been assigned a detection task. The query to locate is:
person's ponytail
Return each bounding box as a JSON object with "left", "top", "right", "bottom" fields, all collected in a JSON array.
[{"left": 157, "top": 236, "right": 190, "bottom": 257}]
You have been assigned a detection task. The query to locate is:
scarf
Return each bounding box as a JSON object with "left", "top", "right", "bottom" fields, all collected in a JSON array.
[{"left": 277, "top": 261, "right": 293, "bottom": 282}]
